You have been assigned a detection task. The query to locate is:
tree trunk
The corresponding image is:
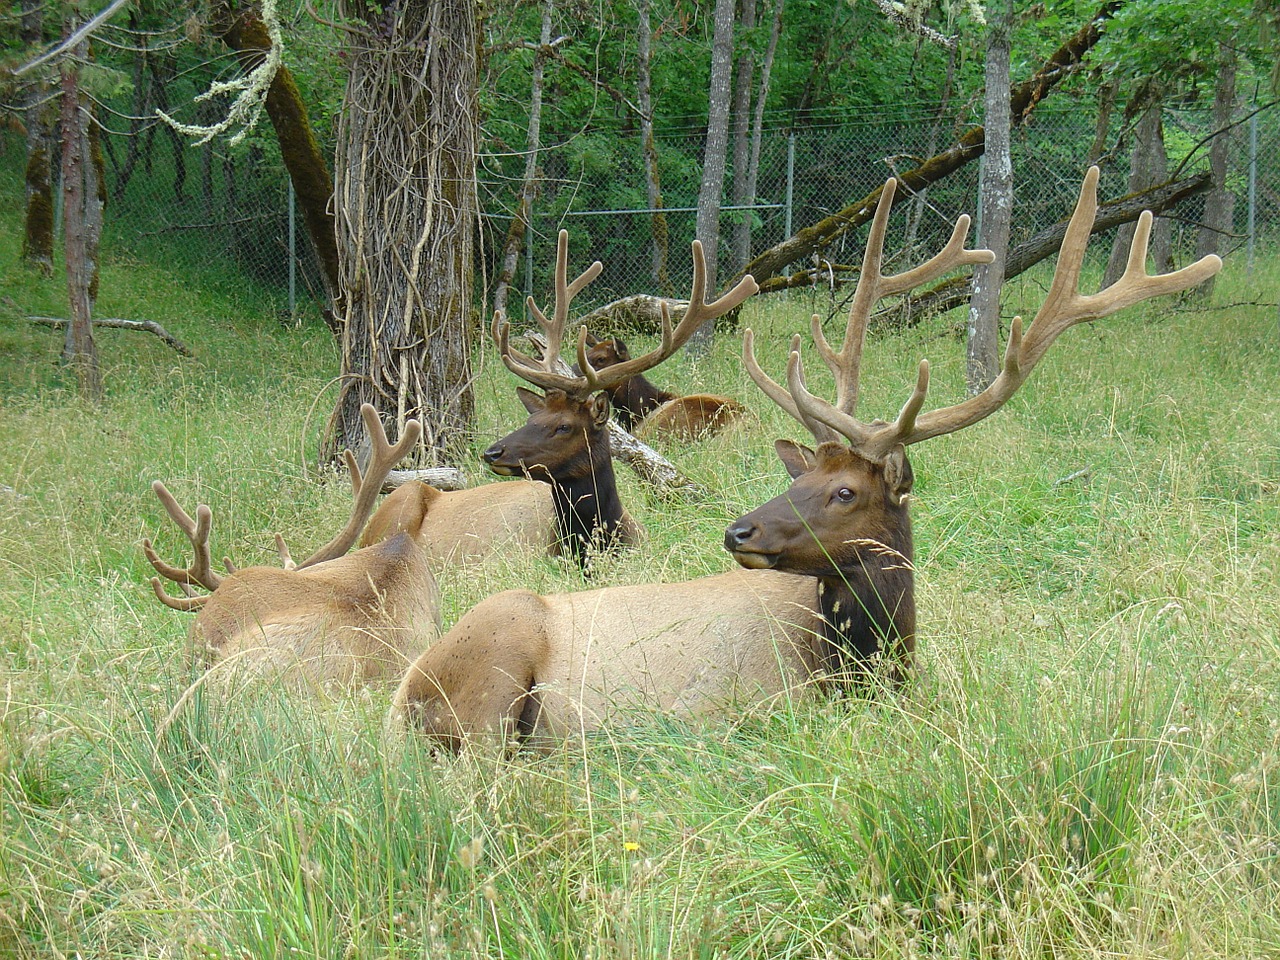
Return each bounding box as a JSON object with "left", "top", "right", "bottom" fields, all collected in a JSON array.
[
  {"left": 1194, "top": 43, "right": 1237, "bottom": 298},
  {"left": 493, "top": 0, "right": 552, "bottom": 320},
  {"left": 20, "top": 0, "right": 53, "bottom": 274},
  {"left": 59, "top": 28, "right": 103, "bottom": 401},
  {"left": 1087, "top": 79, "right": 1116, "bottom": 165},
  {"left": 728, "top": 0, "right": 757, "bottom": 274},
  {"left": 324, "top": 0, "right": 480, "bottom": 469},
  {"left": 734, "top": 0, "right": 783, "bottom": 273},
  {"left": 215, "top": 5, "right": 342, "bottom": 324},
  {"left": 636, "top": 0, "right": 671, "bottom": 295},
  {"left": 1104, "top": 84, "right": 1171, "bottom": 287},
  {"left": 966, "top": 0, "right": 1012, "bottom": 394},
  {"left": 687, "top": 0, "right": 735, "bottom": 353},
  {"left": 732, "top": 0, "right": 1122, "bottom": 293}
]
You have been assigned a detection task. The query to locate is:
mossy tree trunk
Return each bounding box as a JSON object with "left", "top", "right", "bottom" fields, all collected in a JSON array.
[
  {"left": 20, "top": 0, "right": 53, "bottom": 274},
  {"left": 215, "top": 3, "right": 342, "bottom": 327},
  {"left": 322, "top": 0, "right": 480, "bottom": 469}
]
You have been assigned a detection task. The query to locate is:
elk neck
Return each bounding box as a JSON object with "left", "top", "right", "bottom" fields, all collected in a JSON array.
[
  {"left": 549, "top": 427, "right": 628, "bottom": 562},
  {"left": 608, "top": 374, "right": 677, "bottom": 432},
  {"left": 814, "top": 515, "right": 916, "bottom": 684}
]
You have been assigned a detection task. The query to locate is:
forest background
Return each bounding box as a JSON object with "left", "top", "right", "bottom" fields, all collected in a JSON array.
[{"left": 5, "top": 0, "right": 1274, "bottom": 330}]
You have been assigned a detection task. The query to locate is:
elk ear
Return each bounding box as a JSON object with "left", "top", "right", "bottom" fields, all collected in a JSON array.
[
  {"left": 775, "top": 439, "right": 816, "bottom": 479},
  {"left": 516, "top": 386, "right": 545, "bottom": 414},
  {"left": 586, "top": 391, "right": 611, "bottom": 428},
  {"left": 583, "top": 330, "right": 600, "bottom": 347},
  {"left": 612, "top": 338, "right": 630, "bottom": 360},
  {"left": 883, "top": 444, "right": 914, "bottom": 505}
]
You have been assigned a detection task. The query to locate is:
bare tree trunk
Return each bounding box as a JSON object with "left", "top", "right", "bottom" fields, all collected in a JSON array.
[
  {"left": 728, "top": 0, "right": 757, "bottom": 274},
  {"left": 1104, "top": 84, "right": 1170, "bottom": 286},
  {"left": 636, "top": 0, "right": 671, "bottom": 295},
  {"left": 59, "top": 28, "right": 103, "bottom": 401},
  {"left": 20, "top": 0, "right": 53, "bottom": 274},
  {"left": 966, "top": 0, "right": 1012, "bottom": 393},
  {"left": 325, "top": 0, "right": 479, "bottom": 468},
  {"left": 688, "top": 0, "right": 736, "bottom": 353},
  {"left": 733, "top": 0, "right": 783, "bottom": 273},
  {"left": 1194, "top": 43, "right": 1237, "bottom": 298},
  {"left": 494, "top": 0, "right": 552, "bottom": 319}
]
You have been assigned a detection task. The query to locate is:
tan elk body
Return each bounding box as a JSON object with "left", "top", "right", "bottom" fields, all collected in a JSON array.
[
  {"left": 393, "top": 168, "right": 1221, "bottom": 749},
  {"left": 145, "top": 405, "right": 439, "bottom": 688}
]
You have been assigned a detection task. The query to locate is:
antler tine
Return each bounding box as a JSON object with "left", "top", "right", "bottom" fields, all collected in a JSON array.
[
  {"left": 784, "top": 347, "right": 868, "bottom": 447},
  {"left": 575, "top": 239, "right": 760, "bottom": 393},
  {"left": 298, "top": 403, "right": 422, "bottom": 569},
  {"left": 143, "top": 480, "right": 223, "bottom": 592},
  {"left": 491, "top": 309, "right": 583, "bottom": 394},
  {"left": 861, "top": 165, "right": 1223, "bottom": 458},
  {"left": 743, "top": 329, "right": 820, "bottom": 435},
  {"left": 493, "top": 230, "right": 604, "bottom": 397},
  {"left": 149, "top": 576, "right": 208, "bottom": 612}
]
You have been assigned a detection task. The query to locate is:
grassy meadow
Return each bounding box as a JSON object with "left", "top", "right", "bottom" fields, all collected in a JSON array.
[{"left": 2, "top": 164, "right": 1279, "bottom": 958}]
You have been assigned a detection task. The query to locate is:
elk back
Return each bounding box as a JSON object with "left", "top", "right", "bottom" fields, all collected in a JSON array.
[
  {"left": 635, "top": 395, "right": 749, "bottom": 442},
  {"left": 191, "top": 532, "right": 440, "bottom": 690},
  {"left": 360, "top": 480, "right": 557, "bottom": 566}
]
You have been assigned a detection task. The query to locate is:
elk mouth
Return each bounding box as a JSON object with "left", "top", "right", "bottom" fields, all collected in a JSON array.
[
  {"left": 732, "top": 551, "right": 779, "bottom": 570},
  {"left": 486, "top": 462, "right": 521, "bottom": 477}
]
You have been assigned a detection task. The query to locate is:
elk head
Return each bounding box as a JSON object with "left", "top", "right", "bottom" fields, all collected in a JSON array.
[
  {"left": 488, "top": 229, "right": 758, "bottom": 559},
  {"left": 727, "top": 166, "right": 1222, "bottom": 681}
]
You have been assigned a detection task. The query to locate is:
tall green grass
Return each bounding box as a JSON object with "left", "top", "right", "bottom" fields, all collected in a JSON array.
[{"left": 2, "top": 155, "right": 1278, "bottom": 957}]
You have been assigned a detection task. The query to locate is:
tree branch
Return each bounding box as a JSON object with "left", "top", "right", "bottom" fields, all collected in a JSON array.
[{"left": 29, "top": 315, "right": 194, "bottom": 356}]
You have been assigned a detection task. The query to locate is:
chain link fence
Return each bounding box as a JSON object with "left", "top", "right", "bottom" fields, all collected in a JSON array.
[{"left": 93, "top": 99, "right": 1277, "bottom": 321}]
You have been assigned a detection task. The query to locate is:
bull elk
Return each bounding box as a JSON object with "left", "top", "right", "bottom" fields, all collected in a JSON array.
[
  {"left": 581, "top": 335, "right": 748, "bottom": 441},
  {"left": 144, "top": 404, "right": 440, "bottom": 688},
  {"left": 480, "top": 229, "right": 756, "bottom": 563},
  {"left": 392, "top": 167, "right": 1219, "bottom": 749}
]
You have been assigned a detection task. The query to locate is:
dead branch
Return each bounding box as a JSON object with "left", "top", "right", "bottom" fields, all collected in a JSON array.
[{"left": 28, "top": 315, "right": 193, "bottom": 356}]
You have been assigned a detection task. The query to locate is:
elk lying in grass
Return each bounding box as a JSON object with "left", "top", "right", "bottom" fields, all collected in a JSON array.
[
  {"left": 391, "top": 167, "right": 1220, "bottom": 748},
  {"left": 482, "top": 229, "right": 755, "bottom": 564},
  {"left": 145, "top": 405, "right": 439, "bottom": 688},
  {"left": 582, "top": 335, "right": 747, "bottom": 441}
]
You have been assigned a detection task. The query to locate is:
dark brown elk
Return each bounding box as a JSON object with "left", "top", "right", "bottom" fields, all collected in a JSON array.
[
  {"left": 726, "top": 165, "right": 1222, "bottom": 681},
  {"left": 145, "top": 405, "right": 440, "bottom": 688},
  {"left": 582, "top": 335, "right": 747, "bottom": 441},
  {"left": 481, "top": 229, "right": 754, "bottom": 564},
  {"left": 391, "top": 167, "right": 1220, "bottom": 748}
]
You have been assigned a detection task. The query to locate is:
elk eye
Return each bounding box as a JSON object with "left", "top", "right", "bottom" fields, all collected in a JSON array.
[
  {"left": 555, "top": 423, "right": 572, "bottom": 435},
  {"left": 836, "top": 487, "right": 856, "bottom": 503}
]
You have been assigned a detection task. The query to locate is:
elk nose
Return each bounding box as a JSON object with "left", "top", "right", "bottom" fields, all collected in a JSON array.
[
  {"left": 481, "top": 443, "right": 504, "bottom": 465},
  {"left": 724, "top": 521, "right": 757, "bottom": 551}
]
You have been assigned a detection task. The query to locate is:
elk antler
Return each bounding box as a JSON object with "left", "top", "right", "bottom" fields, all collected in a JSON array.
[
  {"left": 494, "top": 229, "right": 759, "bottom": 398},
  {"left": 746, "top": 166, "right": 1223, "bottom": 461},
  {"left": 295, "top": 403, "right": 422, "bottom": 568},
  {"left": 143, "top": 481, "right": 226, "bottom": 611},
  {"left": 145, "top": 404, "right": 421, "bottom": 610}
]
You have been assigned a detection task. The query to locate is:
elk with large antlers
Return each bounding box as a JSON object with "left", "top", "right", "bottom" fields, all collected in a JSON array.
[
  {"left": 480, "top": 229, "right": 755, "bottom": 563},
  {"left": 726, "top": 165, "right": 1222, "bottom": 679},
  {"left": 145, "top": 404, "right": 440, "bottom": 688},
  {"left": 392, "top": 168, "right": 1220, "bottom": 748}
]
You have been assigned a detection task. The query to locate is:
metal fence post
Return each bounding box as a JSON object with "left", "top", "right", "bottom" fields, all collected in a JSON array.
[
  {"left": 1248, "top": 100, "right": 1257, "bottom": 276},
  {"left": 784, "top": 132, "right": 795, "bottom": 279}
]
